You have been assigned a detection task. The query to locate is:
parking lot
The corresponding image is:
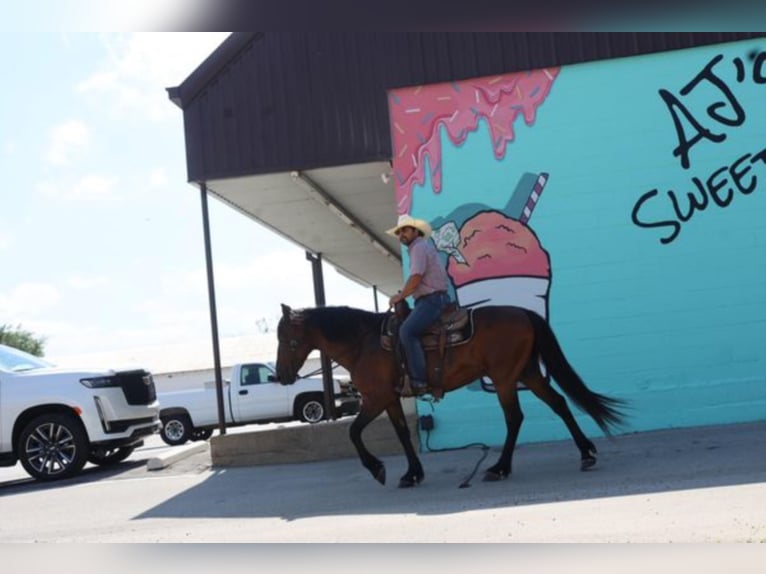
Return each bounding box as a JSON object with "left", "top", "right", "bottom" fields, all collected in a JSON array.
[{"left": 0, "top": 420, "right": 764, "bottom": 542}]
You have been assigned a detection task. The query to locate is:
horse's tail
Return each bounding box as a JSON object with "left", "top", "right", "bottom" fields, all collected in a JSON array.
[{"left": 526, "top": 311, "right": 627, "bottom": 436}]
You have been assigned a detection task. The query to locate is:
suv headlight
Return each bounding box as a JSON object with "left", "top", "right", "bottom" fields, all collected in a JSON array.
[{"left": 80, "top": 376, "right": 120, "bottom": 388}]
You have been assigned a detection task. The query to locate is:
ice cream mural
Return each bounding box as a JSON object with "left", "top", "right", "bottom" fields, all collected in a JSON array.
[
  {"left": 385, "top": 39, "right": 766, "bottom": 447},
  {"left": 433, "top": 172, "right": 551, "bottom": 318},
  {"left": 388, "top": 70, "right": 559, "bottom": 391}
]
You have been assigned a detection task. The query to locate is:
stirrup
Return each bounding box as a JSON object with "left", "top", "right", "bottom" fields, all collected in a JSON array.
[
  {"left": 395, "top": 374, "right": 414, "bottom": 396},
  {"left": 410, "top": 380, "right": 430, "bottom": 398},
  {"left": 411, "top": 385, "right": 428, "bottom": 397}
]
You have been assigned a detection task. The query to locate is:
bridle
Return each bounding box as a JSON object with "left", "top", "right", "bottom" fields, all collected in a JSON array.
[
  {"left": 279, "top": 310, "right": 305, "bottom": 346},
  {"left": 276, "top": 313, "right": 305, "bottom": 382}
]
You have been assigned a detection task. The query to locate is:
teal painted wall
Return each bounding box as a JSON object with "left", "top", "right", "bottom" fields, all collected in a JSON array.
[{"left": 387, "top": 39, "right": 766, "bottom": 450}]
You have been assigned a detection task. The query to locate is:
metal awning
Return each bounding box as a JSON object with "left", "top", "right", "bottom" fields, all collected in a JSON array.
[{"left": 205, "top": 160, "right": 403, "bottom": 296}]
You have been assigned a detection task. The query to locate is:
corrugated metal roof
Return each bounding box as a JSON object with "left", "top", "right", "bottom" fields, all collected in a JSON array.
[{"left": 170, "top": 32, "right": 766, "bottom": 182}]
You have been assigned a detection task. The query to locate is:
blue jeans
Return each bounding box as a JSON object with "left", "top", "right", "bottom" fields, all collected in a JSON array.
[{"left": 399, "top": 292, "right": 449, "bottom": 386}]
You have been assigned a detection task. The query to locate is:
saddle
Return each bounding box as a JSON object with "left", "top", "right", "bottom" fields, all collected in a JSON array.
[
  {"left": 380, "top": 303, "right": 473, "bottom": 352},
  {"left": 381, "top": 302, "right": 474, "bottom": 399}
]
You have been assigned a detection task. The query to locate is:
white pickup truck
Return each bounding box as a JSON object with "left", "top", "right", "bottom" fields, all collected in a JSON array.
[
  {"left": 157, "top": 362, "right": 360, "bottom": 446},
  {"left": 0, "top": 343, "right": 161, "bottom": 481}
]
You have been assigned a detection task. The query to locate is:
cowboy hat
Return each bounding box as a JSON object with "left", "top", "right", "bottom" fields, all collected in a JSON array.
[{"left": 386, "top": 214, "right": 432, "bottom": 239}]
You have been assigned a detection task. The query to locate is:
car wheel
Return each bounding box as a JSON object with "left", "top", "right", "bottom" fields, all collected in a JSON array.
[
  {"left": 87, "top": 446, "right": 135, "bottom": 466},
  {"left": 18, "top": 413, "right": 89, "bottom": 481},
  {"left": 297, "top": 395, "right": 325, "bottom": 424},
  {"left": 191, "top": 428, "right": 213, "bottom": 441},
  {"left": 160, "top": 414, "right": 192, "bottom": 446}
]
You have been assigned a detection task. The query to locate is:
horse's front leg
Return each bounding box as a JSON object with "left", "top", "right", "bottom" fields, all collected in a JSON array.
[
  {"left": 349, "top": 405, "right": 387, "bottom": 485},
  {"left": 386, "top": 399, "right": 424, "bottom": 488}
]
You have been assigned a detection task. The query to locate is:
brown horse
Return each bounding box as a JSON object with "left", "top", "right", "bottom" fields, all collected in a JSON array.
[{"left": 276, "top": 303, "right": 626, "bottom": 488}]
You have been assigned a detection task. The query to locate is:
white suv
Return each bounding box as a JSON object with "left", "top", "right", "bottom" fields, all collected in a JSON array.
[{"left": 0, "top": 343, "right": 160, "bottom": 481}]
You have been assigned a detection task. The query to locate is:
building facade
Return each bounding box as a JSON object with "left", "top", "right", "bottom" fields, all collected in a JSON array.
[
  {"left": 388, "top": 38, "right": 766, "bottom": 448},
  {"left": 171, "top": 33, "right": 766, "bottom": 451}
]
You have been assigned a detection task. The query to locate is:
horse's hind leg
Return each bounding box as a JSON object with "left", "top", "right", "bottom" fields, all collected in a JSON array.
[
  {"left": 484, "top": 382, "right": 524, "bottom": 482},
  {"left": 349, "top": 403, "right": 389, "bottom": 485},
  {"left": 523, "top": 371, "right": 598, "bottom": 470},
  {"left": 386, "top": 399, "right": 424, "bottom": 488}
]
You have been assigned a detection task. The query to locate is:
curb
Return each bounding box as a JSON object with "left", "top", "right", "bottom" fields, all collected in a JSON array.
[
  {"left": 210, "top": 413, "right": 417, "bottom": 468},
  {"left": 146, "top": 441, "right": 209, "bottom": 471}
]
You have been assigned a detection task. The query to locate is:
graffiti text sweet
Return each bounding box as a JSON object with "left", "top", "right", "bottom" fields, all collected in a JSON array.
[
  {"left": 632, "top": 50, "right": 765, "bottom": 244},
  {"left": 632, "top": 148, "right": 766, "bottom": 244}
]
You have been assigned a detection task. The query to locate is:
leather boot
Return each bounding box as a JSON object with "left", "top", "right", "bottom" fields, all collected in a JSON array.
[{"left": 410, "top": 379, "right": 428, "bottom": 396}]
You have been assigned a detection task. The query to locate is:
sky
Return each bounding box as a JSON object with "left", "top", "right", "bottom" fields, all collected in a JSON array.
[{"left": 0, "top": 32, "right": 383, "bottom": 363}]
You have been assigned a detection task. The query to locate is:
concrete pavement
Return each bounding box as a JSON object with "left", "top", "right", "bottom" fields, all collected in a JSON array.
[{"left": 0, "top": 420, "right": 763, "bottom": 542}]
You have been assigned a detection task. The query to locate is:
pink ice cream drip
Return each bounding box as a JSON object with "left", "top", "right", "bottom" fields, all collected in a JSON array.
[
  {"left": 388, "top": 68, "right": 560, "bottom": 215},
  {"left": 448, "top": 211, "right": 550, "bottom": 288}
]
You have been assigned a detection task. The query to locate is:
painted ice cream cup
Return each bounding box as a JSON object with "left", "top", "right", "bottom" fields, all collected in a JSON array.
[{"left": 445, "top": 210, "right": 551, "bottom": 317}]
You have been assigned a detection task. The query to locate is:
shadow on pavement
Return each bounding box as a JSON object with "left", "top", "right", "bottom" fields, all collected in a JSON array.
[
  {"left": 135, "top": 421, "right": 766, "bottom": 521},
  {"left": 0, "top": 459, "right": 148, "bottom": 496}
]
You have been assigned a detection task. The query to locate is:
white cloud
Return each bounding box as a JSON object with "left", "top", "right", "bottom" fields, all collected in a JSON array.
[
  {"left": 72, "top": 174, "right": 119, "bottom": 200},
  {"left": 148, "top": 167, "right": 168, "bottom": 188},
  {"left": 2, "top": 140, "right": 16, "bottom": 156},
  {"left": 0, "top": 232, "right": 12, "bottom": 251},
  {"left": 38, "top": 174, "right": 119, "bottom": 201},
  {"left": 78, "top": 33, "right": 230, "bottom": 122},
  {"left": 37, "top": 181, "right": 59, "bottom": 198},
  {"left": 158, "top": 267, "right": 207, "bottom": 298},
  {"left": 29, "top": 297, "right": 213, "bottom": 360},
  {"left": 67, "top": 275, "right": 110, "bottom": 290},
  {"left": 158, "top": 249, "right": 380, "bottom": 309},
  {"left": 30, "top": 1, "right": 213, "bottom": 32},
  {"left": 215, "top": 253, "right": 308, "bottom": 291},
  {"left": 45, "top": 119, "right": 90, "bottom": 166},
  {"left": 38, "top": 258, "right": 379, "bottom": 360},
  {"left": 0, "top": 283, "right": 62, "bottom": 317},
  {"left": 157, "top": 251, "right": 305, "bottom": 296}
]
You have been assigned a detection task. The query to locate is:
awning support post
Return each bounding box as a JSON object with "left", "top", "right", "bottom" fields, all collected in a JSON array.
[
  {"left": 306, "top": 251, "right": 337, "bottom": 421},
  {"left": 200, "top": 183, "right": 227, "bottom": 436}
]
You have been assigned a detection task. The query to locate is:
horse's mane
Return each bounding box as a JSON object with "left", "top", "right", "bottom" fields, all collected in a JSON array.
[{"left": 301, "top": 306, "right": 385, "bottom": 344}]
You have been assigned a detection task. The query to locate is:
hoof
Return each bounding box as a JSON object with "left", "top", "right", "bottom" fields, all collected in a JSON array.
[
  {"left": 398, "top": 474, "right": 424, "bottom": 488},
  {"left": 374, "top": 466, "right": 387, "bottom": 485},
  {"left": 482, "top": 470, "right": 508, "bottom": 482},
  {"left": 580, "top": 456, "right": 597, "bottom": 471}
]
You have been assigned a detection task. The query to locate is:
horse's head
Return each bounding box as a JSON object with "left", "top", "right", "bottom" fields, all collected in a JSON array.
[{"left": 275, "top": 303, "right": 314, "bottom": 385}]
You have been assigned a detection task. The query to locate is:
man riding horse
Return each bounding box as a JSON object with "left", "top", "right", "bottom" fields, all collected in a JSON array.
[
  {"left": 386, "top": 214, "right": 452, "bottom": 397},
  {"left": 275, "top": 217, "right": 626, "bottom": 487}
]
